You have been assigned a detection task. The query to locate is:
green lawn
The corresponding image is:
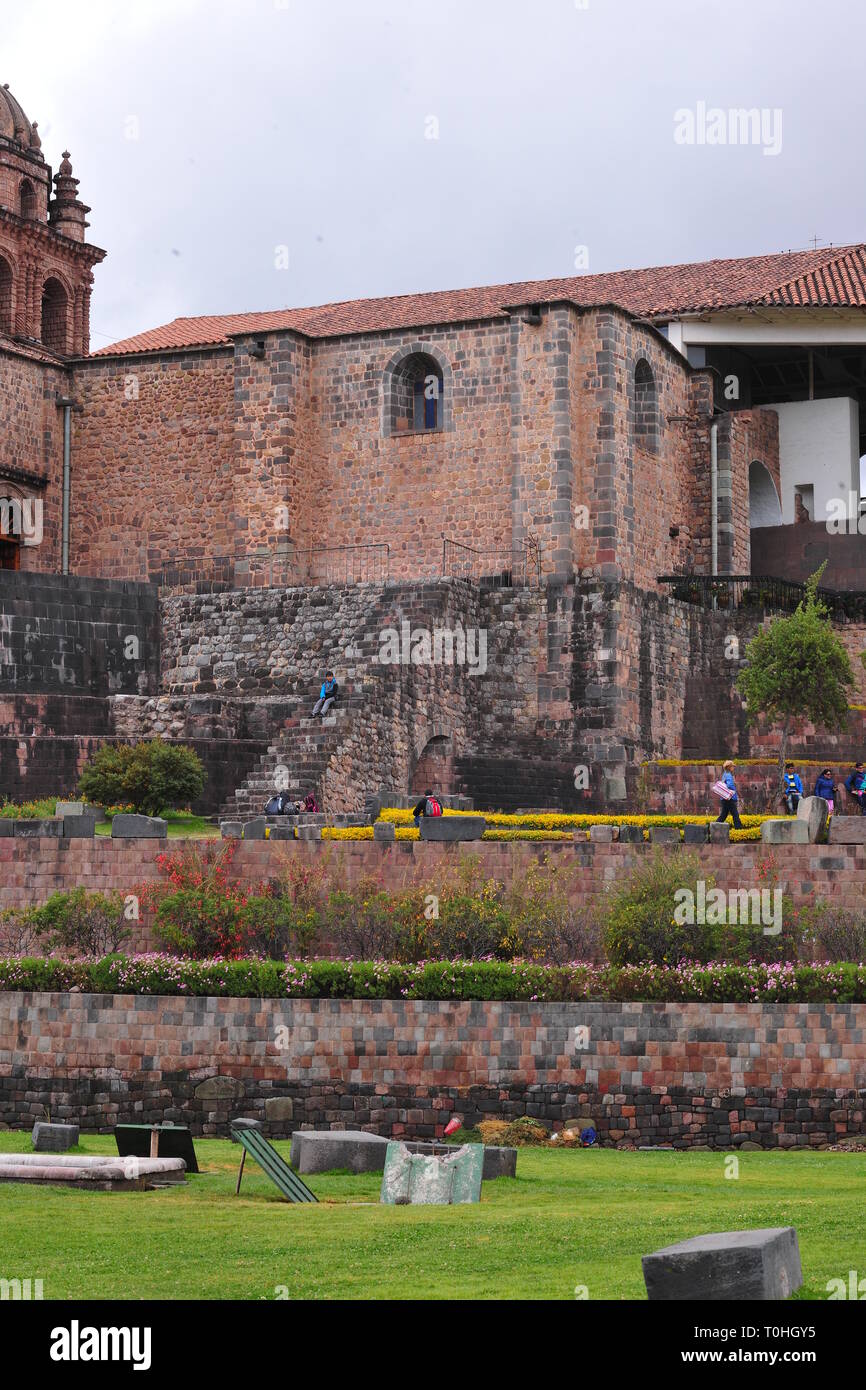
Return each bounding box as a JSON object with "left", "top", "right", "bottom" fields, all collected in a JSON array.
[
  {"left": 0, "top": 1133, "right": 863, "bottom": 1300},
  {"left": 94, "top": 813, "right": 218, "bottom": 839}
]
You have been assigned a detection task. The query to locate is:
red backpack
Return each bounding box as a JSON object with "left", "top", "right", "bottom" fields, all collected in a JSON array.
[{"left": 426, "top": 796, "right": 442, "bottom": 817}]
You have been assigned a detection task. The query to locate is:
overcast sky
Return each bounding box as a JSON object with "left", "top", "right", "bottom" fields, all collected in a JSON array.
[{"left": 5, "top": 0, "right": 866, "bottom": 349}]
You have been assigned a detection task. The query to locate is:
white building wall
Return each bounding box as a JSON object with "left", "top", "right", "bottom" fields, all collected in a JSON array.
[{"left": 764, "top": 397, "right": 860, "bottom": 525}]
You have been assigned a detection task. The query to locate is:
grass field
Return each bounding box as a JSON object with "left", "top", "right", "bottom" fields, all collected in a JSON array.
[{"left": 1, "top": 1133, "right": 863, "bottom": 1300}]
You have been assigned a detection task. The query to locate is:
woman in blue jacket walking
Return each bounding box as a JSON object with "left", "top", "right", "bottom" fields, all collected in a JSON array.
[
  {"left": 715, "top": 759, "right": 743, "bottom": 830},
  {"left": 813, "top": 768, "right": 836, "bottom": 813}
]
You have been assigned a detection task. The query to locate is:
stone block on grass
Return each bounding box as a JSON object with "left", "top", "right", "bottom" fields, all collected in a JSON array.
[
  {"left": 760, "top": 819, "right": 809, "bottom": 844},
  {"left": 405, "top": 1142, "right": 517, "bottom": 1180},
  {"left": 419, "top": 816, "right": 486, "bottom": 842},
  {"left": 267, "top": 825, "right": 295, "bottom": 840},
  {"left": 642, "top": 1227, "right": 802, "bottom": 1301},
  {"left": 55, "top": 801, "right": 84, "bottom": 818},
  {"left": 221, "top": 821, "right": 243, "bottom": 839},
  {"left": 683, "top": 824, "right": 707, "bottom": 844},
  {"left": 111, "top": 814, "right": 167, "bottom": 840},
  {"left": 708, "top": 822, "right": 730, "bottom": 844},
  {"left": 829, "top": 816, "right": 866, "bottom": 845},
  {"left": 297, "top": 826, "right": 322, "bottom": 841},
  {"left": 373, "top": 821, "right": 396, "bottom": 842},
  {"left": 290, "top": 1129, "right": 390, "bottom": 1174},
  {"left": 230, "top": 1118, "right": 263, "bottom": 1144},
  {"left": 0, "top": 820, "right": 12, "bottom": 837},
  {"left": 242, "top": 817, "right": 267, "bottom": 840},
  {"left": 380, "top": 1141, "right": 483, "bottom": 1205},
  {"left": 31, "top": 1122, "right": 79, "bottom": 1153},
  {"left": 796, "top": 796, "right": 829, "bottom": 843}
]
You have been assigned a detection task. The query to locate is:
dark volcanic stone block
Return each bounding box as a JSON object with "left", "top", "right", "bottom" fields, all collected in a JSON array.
[
  {"left": 290, "top": 1129, "right": 390, "bottom": 1173},
  {"left": 31, "top": 1121, "right": 79, "bottom": 1152},
  {"left": 419, "top": 816, "right": 486, "bottom": 841},
  {"left": 111, "top": 814, "right": 167, "bottom": 839},
  {"left": 642, "top": 1227, "right": 803, "bottom": 1301}
]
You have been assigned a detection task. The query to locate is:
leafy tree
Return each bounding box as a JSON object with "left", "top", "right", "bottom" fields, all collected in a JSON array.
[
  {"left": 736, "top": 567, "right": 853, "bottom": 792},
  {"left": 78, "top": 739, "right": 206, "bottom": 817}
]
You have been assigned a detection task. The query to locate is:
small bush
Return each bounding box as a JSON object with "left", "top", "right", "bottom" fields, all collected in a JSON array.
[
  {"left": 479, "top": 1117, "right": 549, "bottom": 1147},
  {"left": 27, "top": 889, "right": 131, "bottom": 956},
  {"left": 78, "top": 739, "right": 205, "bottom": 817}
]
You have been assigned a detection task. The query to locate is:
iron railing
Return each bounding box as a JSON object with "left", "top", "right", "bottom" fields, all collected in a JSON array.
[
  {"left": 441, "top": 538, "right": 541, "bottom": 588},
  {"left": 658, "top": 573, "right": 866, "bottom": 622},
  {"left": 158, "top": 544, "right": 390, "bottom": 593}
]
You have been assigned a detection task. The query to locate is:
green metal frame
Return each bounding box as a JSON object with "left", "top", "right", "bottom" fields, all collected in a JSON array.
[{"left": 231, "top": 1126, "right": 318, "bottom": 1203}]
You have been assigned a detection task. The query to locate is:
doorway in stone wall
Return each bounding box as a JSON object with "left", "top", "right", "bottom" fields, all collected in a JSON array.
[
  {"left": 410, "top": 734, "right": 455, "bottom": 796},
  {"left": 0, "top": 535, "right": 20, "bottom": 569}
]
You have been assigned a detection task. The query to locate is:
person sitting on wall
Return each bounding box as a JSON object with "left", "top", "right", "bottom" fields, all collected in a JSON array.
[
  {"left": 813, "top": 768, "right": 837, "bottom": 814},
  {"left": 783, "top": 762, "right": 803, "bottom": 815},
  {"left": 413, "top": 789, "right": 442, "bottom": 826},
  {"left": 303, "top": 792, "right": 319, "bottom": 813},
  {"left": 844, "top": 761, "right": 866, "bottom": 814},
  {"left": 312, "top": 670, "right": 339, "bottom": 718},
  {"left": 714, "top": 760, "right": 743, "bottom": 831}
]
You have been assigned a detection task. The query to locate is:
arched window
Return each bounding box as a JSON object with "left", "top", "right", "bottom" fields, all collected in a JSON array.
[
  {"left": 0, "top": 255, "right": 12, "bottom": 336},
  {"left": 41, "top": 277, "right": 68, "bottom": 354},
  {"left": 748, "top": 460, "right": 782, "bottom": 527},
  {"left": 19, "top": 180, "right": 36, "bottom": 219},
  {"left": 385, "top": 349, "right": 446, "bottom": 434},
  {"left": 633, "top": 358, "right": 659, "bottom": 453}
]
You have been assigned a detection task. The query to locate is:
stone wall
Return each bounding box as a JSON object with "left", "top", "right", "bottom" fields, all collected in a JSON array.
[
  {"left": 0, "top": 570, "right": 159, "bottom": 695},
  {"left": 69, "top": 304, "right": 730, "bottom": 588},
  {"left": 3, "top": 837, "right": 865, "bottom": 950},
  {"left": 0, "top": 344, "right": 70, "bottom": 573},
  {"left": 1, "top": 992, "right": 863, "bottom": 1147},
  {"left": 71, "top": 349, "right": 236, "bottom": 582},
  {"left": 751, "top": 519, "right": 866, "bottom": 590}
]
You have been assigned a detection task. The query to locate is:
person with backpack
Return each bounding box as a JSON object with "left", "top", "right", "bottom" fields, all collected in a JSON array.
[
  {"left": 782, "top": 763, "right": 803, "bottom": 815},
  {"left": 312, "top": 670, "right": 339, "bottom": 718},
  {"left": 814, "top": 768, "right": 837, "bottom": 812},
  {"left": 413, "top": 789, "right": 442, "bottom": 826},
  {"left": 714, "top": 760, "right": 743, "bottom": 830},
  {"left": 264, "top": 790, "right": 292, "bottom": 816},
  {"left": 844, "top": 762, "right": 866, "bottom": 814}
]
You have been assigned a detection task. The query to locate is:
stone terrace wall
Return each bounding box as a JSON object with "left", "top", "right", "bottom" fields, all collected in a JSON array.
[
  {"left": 1, "top": 993, "right": 863, "bottom": 1147},
  {"left": 3, "top": 837, "right": 865, "bottom": 952}
]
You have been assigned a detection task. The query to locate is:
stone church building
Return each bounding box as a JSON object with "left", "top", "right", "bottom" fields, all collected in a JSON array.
[{"left": 2, "top": 80, "right": 866, "bottom": 812}]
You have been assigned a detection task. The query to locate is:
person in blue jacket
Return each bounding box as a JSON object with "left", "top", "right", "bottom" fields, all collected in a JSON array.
[
  {"left": 783, "top": 762, "right": 803, "bottom": 815},
  {"left": 813, "top": 768, "right": 836, "bottom": 812},
  {"left": 311, "top": 670, "right": 339, "bottom": 718},
  {"left": 844, "top": 761, "right": 866, "bottom": 814},
  {"left": 715, "top": 759, "right": 743, "bottom": 830}
]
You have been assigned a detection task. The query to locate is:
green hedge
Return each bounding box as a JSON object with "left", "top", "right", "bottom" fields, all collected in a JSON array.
[{"left": 2, "top": 955, "right": 866, "bottom": 1002}]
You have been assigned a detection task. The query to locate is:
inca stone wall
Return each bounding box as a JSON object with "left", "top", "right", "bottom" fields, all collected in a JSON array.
[{"left": 2, "top": 993, "right": 863, "bottom": 1147}]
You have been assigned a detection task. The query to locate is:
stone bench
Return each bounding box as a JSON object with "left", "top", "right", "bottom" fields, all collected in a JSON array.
[
  {"left": 642, "top": 1227, "right": 803, "bottom": 1301},
  {"left": 419, "top": 816, "right": 486, "bottom": 842}
]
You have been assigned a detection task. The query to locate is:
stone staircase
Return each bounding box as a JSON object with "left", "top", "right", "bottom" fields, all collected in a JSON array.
[{"left": 220, "top": 695, "right": 364, "bottom": 820}]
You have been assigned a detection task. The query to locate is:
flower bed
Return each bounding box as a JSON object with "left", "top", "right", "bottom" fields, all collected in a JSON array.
[
  {"left": 324, "top": 810, "right": 774, "bottom": 842},
  {"left": 2, "top": 955, "right": 865, "bottom": 1002}
]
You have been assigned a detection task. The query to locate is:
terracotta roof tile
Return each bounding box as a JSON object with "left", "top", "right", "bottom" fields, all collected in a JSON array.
[{"left": 92, "top": 244, "right": 866, "bottom": 357}]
